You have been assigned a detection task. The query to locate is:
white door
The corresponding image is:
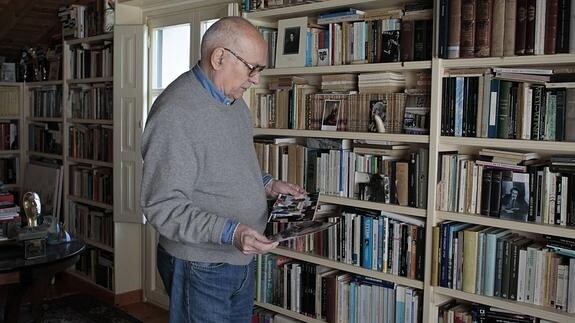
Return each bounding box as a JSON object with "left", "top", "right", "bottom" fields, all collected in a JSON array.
[{"left": 143, "top": 2, "right": 238, "bottom": 308}]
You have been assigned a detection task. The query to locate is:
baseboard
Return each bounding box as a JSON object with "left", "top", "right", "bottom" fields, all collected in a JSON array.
[{"left": 56, "top": 271, "right": 143, "bottom": 306}]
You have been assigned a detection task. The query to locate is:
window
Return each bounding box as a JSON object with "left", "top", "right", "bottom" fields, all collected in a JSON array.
[{"left": 152, "top": 24, "right": 190, "bottom": 91}]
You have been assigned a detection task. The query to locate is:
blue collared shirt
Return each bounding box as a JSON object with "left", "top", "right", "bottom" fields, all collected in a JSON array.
[{"left": 191, "top": 64, "right": 273, "bottom": 245}]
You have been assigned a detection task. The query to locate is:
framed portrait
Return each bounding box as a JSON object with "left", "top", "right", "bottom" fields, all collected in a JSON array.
[
  {"left": 275, "top": 17, "right": 308, "bottom": 68},
  {"left": 321, "top": 99, "right": 341, "bottom": 131}
]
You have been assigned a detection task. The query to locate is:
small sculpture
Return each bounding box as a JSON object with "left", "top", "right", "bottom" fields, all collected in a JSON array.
[{"left": 22, "top": 191, "right": 41, "bottom": 228}]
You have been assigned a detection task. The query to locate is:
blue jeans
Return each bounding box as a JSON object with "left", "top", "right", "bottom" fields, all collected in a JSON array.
[{"left": 157, "top": 245, "right": 255, "bottom": 323}]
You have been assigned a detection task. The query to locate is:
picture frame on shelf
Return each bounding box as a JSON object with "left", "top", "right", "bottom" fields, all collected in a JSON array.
[
  {"left": 321, "top": 99, "right": 341, "bottom": 131},
  {"left": 48, "top": 60, "right": 60, "bottom": 81},
  {"left": 22, "top": 161, "right": 63, "bottom": 219},
  {"left": 275, "top": 17, "right": 308, "bottom": 68}
]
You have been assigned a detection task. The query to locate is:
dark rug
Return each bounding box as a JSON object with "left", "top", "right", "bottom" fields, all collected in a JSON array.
[{"left": 1, "top": 294, "right": 142, "bottom": 323}]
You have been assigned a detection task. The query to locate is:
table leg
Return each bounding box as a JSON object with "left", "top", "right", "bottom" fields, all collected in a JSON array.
[{"left": 4, "top": 283, "right": 26, "bottom": 323}]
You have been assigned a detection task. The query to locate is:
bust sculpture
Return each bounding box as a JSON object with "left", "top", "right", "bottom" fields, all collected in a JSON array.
[{"left": 22, "top": 191, "right": 41, "bottom": 228}]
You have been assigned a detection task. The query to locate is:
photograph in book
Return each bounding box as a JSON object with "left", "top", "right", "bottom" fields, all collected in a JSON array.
[
  {"left": 266, "top": 220, "right": 338, "bottom": 242},
  {"left": 368, "top": 99, "right": 387, "bottom": 132},
  {"left": 321, "top": 99, "right": 341, "bottom": 130},
  {"left": 499, "top": 172, "right": 530, "bottom": 222}
]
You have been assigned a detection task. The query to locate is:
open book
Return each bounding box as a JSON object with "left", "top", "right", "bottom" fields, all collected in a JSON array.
[{"left": 267, "top": 192, "right": 340, "bottom": 242}]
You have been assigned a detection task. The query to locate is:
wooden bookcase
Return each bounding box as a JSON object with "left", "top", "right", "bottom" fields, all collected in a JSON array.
[
  {"left": 63, "top": 32, "right": 115, "bottom": 291},
  {"left": 21, "top": 33, "right": 115, "bottom": 292},
  {"left": 0, "top": 82, "right": 24, "bottom": 194},
  {"left": 245, "top": 1, "right": 575, "bottom": 322}
]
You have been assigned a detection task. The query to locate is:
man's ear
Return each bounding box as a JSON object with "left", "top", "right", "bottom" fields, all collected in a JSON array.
[{"left": 211, "top": 48, "right": 225, "bottom": 70}]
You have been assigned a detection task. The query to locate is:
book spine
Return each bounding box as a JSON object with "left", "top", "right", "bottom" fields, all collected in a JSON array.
[
  {"left": 489, "top": 169, "right": 503, "bottom": 217},
  {"left": 480, "top": 168, "right": 493, "bottom": 216},
  {"left": 515, "top": 0, "right": 528, "bottom": 55},
  {"left": 438, "top": 0, "right": 450, "bottom": 58},
  {"left": 496, "top": 80, "right": 513, "bottom": 139},
  {"left": 460, "top": 0, "right": 477, "bottom": 58},
  {"left": 491, "top": 0, "right": 506, "bottom": 56},
  {"left": 503, "top": 0, "right": 518, "bottom": 56},
  {"left": 555, "top": 0, "right": 571, "bottom": 53},
  {"left": 448, "top": 0, "right": 462, "bottom": 58},
  {"left": 400, "top": 20, "right": 415, "bottom": 61},
  {"left": 544, "top": 0, "right": 559, "bottom": 54},
  {"left": 525, "top": 0, "right": 537, "bottom": 54},
  {"left": 474, "top": 0, "right": 493, "bottom": 57}
]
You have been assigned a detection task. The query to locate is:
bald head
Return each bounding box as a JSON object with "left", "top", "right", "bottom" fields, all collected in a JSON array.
[{"left": 200, "top": 16, "right": 263, "bottom": 63}]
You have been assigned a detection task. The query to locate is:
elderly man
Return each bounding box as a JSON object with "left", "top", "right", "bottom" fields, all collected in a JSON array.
[{"left": 140, "top": 16, "right": 305, "bottom": 323}]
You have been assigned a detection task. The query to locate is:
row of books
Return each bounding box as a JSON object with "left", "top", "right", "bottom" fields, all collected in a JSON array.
[
  {"left": 28, "top": 123, "right": 63, "bottom": 155},
  {"left": 438, "top": 0, "right": 575, "bottom": 59},
  {"left": 69, "top": 124, "right": 113, "bottom": 162},
  {"left": 438, "top": 302, "right": 551, "bottom": 323},
  {"left": 441, "top": 70, "right": 575, "bottom": 141},
  {"left": 74, "top": 247, "right": 114, "bottom": 290},
  {"left": 58, "top": 1, "right": 114, "bottom": 40},
  {"left": 243, "top": 0, "right": 326, "bottom": 13},
  {"left": 69, "top": 42, "right": 113, "bottom": 79},
  {"left": 69, "top": 165, "right": 113, "bottom": 205},
  {"left": 0, "top": 86, "right": 19, "bottom": 117},
  {"left": 437, "top": 151, "right": 575, "bottom": 227},
  {"left": 253, "top": 139, "right": 429, "bottom": 209},
  {"left": 0, "top": 192, "right": 19, "bottom": 240},
  {"left": 255, "top": 253, "right": 422, "bottom": 322},
  {"left": 29, "top": 86, "right": 63, "bottom": 118},
  {"left": 0, "top": 121, "right": 17, "bottom": 151},
  {"left": 267, "top": 208, "right": 426, "bottom": 280},
  {"left": 68, "top": 201, "right": 114, "bottom": 248},
  {"left": 433, "top": 223, "right": 575, "bottom": 313},
  {"left": 250, "top": 86, "right": 430, "bottom": 135},
  {"left": 266, "top": 5, "right": 433, "bottom": 68},
  {"left": 69, "top": 84, "right": 113, "bottom": 120},
  {"left": 252, "top": 309, "right": 299, "bottom": 323}
]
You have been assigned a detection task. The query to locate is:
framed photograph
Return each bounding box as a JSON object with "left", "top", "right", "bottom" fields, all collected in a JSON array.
[
  {"left": 321, "top": 99, "right": 341, "bottom": 131},
  {"left": 275, "top": 17, "right": 308, "bottom": 68},
  {"left": 368, "top": 99, "right": 387, "bottom": 133},
  {"left": 48, "top": 60, "right": 60, "bottom": 81},
  {"left": 22, "top": 161, "right": 63, "bottom": 219}
]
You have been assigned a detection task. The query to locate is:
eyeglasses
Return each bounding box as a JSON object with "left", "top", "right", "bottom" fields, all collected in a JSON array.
[{"left": 223, "top": 47, "right": 265, "bottom": 77}]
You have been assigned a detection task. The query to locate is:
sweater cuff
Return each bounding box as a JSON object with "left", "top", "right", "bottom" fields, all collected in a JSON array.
[{"left": 220, "top": 219, "right": 239, "bottom": 245}]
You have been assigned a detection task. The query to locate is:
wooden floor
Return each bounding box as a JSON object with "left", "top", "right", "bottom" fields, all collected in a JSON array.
[{"left": 120, "top": 301, "right": 169, "bottom": 323}]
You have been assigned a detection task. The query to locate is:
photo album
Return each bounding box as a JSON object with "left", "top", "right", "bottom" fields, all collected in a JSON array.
[{"left": 266, "top": 192, "right": 341, "bottom": 242}]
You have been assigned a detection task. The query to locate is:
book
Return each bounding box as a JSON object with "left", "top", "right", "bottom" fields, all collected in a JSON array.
[{"left": 267, "top": 220, "right": 338, "bottom": 242}]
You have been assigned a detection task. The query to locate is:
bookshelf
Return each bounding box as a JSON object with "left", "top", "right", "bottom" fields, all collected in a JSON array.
[
  {"left": 247, "top": 1, "right": 432, "bottom": 322},
  {"left": 62, "top": 32, "right": 115, "bottom": 291},
  {"left": 21, "top": 30, "right": 115, "bottom": 292},
  {"left": 245, "top": 0, "right": 575, "bottom": 322},
  {"left": 0, "top": 82, "right": 24, "bottom": 193}
]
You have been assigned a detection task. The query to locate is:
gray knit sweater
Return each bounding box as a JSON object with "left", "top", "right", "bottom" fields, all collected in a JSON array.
[{"left": 140, "top": 70, "right": 267, "bottom": 265}]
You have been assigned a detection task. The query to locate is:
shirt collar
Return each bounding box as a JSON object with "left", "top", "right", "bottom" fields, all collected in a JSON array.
[{"left": 192, "top": 64, "right": 233, "bottom": 105}]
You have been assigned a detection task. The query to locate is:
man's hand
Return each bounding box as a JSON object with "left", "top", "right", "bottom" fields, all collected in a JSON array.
[
  {"left": 233, "top": 224, "right": 278, "bottom": 254},
  {"left": 265, "top": 180, "right": 306, "bottom": 198}
]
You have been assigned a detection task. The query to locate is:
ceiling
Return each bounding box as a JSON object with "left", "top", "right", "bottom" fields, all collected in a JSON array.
[{"left": 0, "top": 0, "right": 93, "bottom": 62}]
